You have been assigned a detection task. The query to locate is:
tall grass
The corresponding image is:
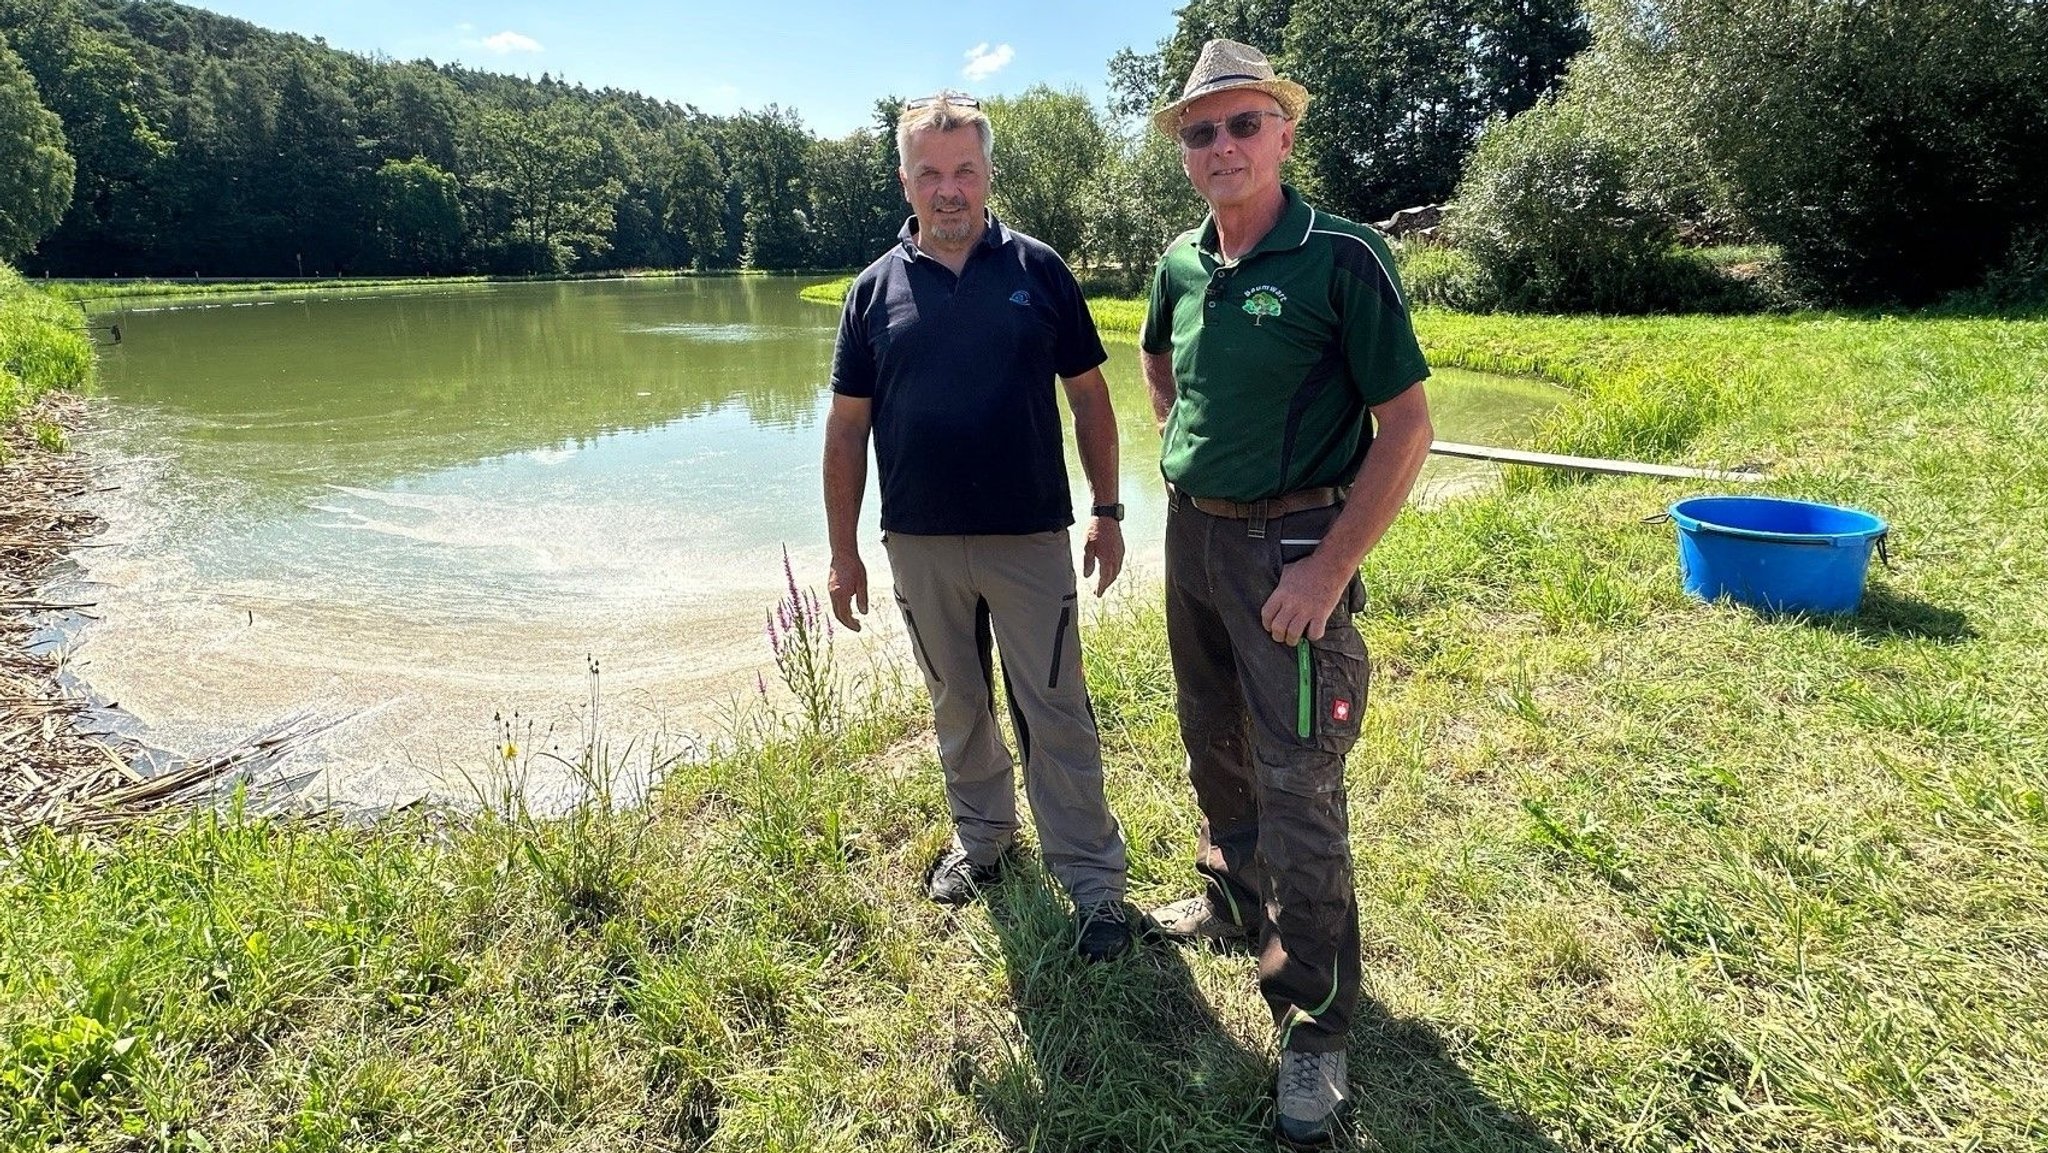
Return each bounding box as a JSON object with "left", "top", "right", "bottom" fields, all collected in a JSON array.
[
  {"left": 0, "top": 263, "right": 93, "bottom": 428},
  {"left": 4, "top": 308, "right": 2044, "bottom": 1150}
]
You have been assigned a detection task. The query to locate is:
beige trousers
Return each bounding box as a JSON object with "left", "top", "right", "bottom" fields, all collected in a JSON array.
[{"left": 883, "top": 530, "right": 1127, "bottom": 905}]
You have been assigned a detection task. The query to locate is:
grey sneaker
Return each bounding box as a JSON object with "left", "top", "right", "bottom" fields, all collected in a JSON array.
[
  {"left": 1075, "top": 900, "right": 1134, "bottom": 963},
  {"left": 1276, "top": 1048, "right": 1350, "bottom": 1148},
  {"left": 925, "top": 845, "right": 1007, "bottom": 905},
  {"left": 1142, "top": 896, "right": 1254, "bottom": 945}
]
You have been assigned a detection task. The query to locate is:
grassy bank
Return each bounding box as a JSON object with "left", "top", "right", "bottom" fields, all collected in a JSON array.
[
  {"left": 0, "top": 264, "right": 93, "bottom": 434},
  {"left": 4, "top": 307, "right": 2044, "bottom": 1151},
  {"left": 797, "top": 275, "right": 1146, "bottom": 338},
  {"left": 51, "top": 268, "right": 859, "bottom": 309},
  {"left": 43, "top": 275, "right": 495, "bottom": 306}
]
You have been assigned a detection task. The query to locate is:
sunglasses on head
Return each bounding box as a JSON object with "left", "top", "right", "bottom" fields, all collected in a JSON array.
[
  {"left": 1177, "top": 110, "right": 1286, "bottom": 150},
  {"left": 907, "top": 93, "right": 980, "bottom": 111}
]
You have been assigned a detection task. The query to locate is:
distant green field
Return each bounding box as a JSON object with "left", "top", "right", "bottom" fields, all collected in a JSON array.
[
  {"left": 44, "top": 268, "right": 838, "bottom": 308},
  {"left": 5, "top": 304, "right": 2043, "bottom": 1151},
  {"left": 799, "top": 274, "right": 1145, "bottom": 338},
  {"left": 42, "top": 275, "right": 495, "bottom": 305}
]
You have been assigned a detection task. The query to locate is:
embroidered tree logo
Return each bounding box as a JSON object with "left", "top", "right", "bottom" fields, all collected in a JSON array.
[{"left": 1243, "top": 290, "right": 1283, "bottom": 325}]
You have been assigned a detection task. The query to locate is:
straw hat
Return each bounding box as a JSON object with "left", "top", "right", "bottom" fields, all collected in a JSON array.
[{"left": 1151, "top": 39, "right": 1310, "bottom": 136}]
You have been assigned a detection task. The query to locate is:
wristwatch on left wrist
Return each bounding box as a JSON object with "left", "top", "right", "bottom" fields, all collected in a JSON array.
[{"left": 1091, "top": 503, "right": 1125, "bottom": 521}]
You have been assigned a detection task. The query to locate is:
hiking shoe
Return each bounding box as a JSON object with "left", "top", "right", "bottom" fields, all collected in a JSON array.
[
  {"left": 1074, "top": 900, "right": 1134, "bottom": 963},
  {"left": 925, "top": 844, "right": 1007, "bottom": 905},
  {"left": 1142, "top": 896, "right": 1255, "bottom": 946},
  {"left": 1276, "top": 1048, "right": 1351, "bottom": 1148}
]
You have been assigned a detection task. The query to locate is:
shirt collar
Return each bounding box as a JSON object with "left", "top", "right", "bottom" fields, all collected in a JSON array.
[
  {"left": 1193, "top": 185, "right": 1313, "bottom": 263},
  {"left": 896, "top": 211, "right": 1008, "bottom": 262}
]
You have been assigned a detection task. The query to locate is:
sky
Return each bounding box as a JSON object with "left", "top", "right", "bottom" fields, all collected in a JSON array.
[{"left": 181, "top": 1, "right": 1184, "bottom": 136}]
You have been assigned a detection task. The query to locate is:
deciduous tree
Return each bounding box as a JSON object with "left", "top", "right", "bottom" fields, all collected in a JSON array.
[
  {"left": 984, "top": 86, "right": 1107, "bottom": 264},
  {"left": 0, "top": 30, "right": 74, "bottom": 260},
  {"left": 373, "top": 156, "right": 462, "bottom": 273}
]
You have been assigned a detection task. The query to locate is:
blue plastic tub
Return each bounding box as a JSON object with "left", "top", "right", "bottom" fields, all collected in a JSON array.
[{"left": 1668, "top": 496, "right": 1888, "bottom": 615}]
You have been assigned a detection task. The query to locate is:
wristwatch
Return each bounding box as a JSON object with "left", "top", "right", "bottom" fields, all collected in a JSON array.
[{"left": 1091, "top": 503, "right": 1125, "bottom": 521}]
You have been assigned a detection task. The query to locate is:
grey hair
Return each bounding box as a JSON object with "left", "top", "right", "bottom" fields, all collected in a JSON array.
[{"left": 896, "top": 91, "right": 995, "bottom": 171}]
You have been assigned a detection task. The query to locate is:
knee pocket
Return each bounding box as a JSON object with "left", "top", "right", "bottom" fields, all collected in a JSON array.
[{"left": 1254, "top": 747, "right": 1348, "bottom": 798}]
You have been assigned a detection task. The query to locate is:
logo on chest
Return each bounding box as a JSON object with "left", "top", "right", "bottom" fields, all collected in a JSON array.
[
  {"left": 1009, "top": 289, "right": 1032, "bottom": 306},
  {"left": 1241, "top": 284, "right": 1287, "bottom": 324}
]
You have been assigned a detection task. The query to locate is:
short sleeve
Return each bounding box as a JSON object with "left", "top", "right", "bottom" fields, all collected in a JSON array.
[
  {"left": 1048, "top": 255, "right": 1108, "bottom": 379},
  {"left": 1139, "top": 258, "right": 1176, "bottom": 356},
  {"left": 829, "top": 281, "right": 876, "bottom": 398},
  {"left": 1338, "top": 235, "right": 1430, "bottom": 408}
]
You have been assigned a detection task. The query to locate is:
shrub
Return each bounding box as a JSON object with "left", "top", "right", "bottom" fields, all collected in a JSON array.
[
  {"left": 1448, "top": 94, "right": 1665, "bottom": 312},
  {"left": 1581, "top": 0, "right": 2048, "bottom": 305},
  {"left": 1450, "top": 97, "right": 1683, "bottom": 312},
  {"left": 1942, "top": 231, "right": 2048, "bottom": 315}
]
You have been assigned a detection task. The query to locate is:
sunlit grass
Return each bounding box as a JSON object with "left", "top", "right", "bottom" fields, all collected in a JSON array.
[
  {"left": 0, "top": 263, "right": 93, "bottom": 428},
  {"left": 798, "top": 277, "right": 1145, "bottom": 338},
  {"left": 4, "top": 305, "right": 2044, "bottom": 1150},
  {"left": 42, "top": 268, "right": 810, "bottom": 308},
  {"left": 40, "top": 274, "right": 496, "bottom": 305}
]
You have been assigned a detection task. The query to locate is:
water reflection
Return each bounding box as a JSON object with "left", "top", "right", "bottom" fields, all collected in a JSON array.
[{"left": 79, "top": 278, "right": 1560, "bottom": 801}]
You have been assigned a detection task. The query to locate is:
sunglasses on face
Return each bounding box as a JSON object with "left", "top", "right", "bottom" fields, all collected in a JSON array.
[
  {"left": 1176, "top": 110, "right": 1286, "bottom": 150},
  {"left": 907, "top": 93, "right": 980, "bottom": 111}
]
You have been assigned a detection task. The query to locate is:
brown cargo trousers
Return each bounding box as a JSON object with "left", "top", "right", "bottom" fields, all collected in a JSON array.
[
  {"left": 1164, "top": 494, "right": 1369, "bottom": 1054},
  {"left": 883, "top": 529, "right": 1128, "bottom": 906}
]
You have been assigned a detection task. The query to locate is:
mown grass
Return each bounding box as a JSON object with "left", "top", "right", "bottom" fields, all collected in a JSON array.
[
  {"left": 796, "top": 276, "right": 855, "bottom": 307},
  {"left": 42, "top": 275, "right": 495, "bottom": 305},
  {"left": 0, "top": 263, "right": 94, "bottom": 432},
  {"left": 3, "top": 306, "right": 2044, "bottom": 1151},
  {"left": 44, "top": 268, "right": 839, "bottom": 308},
  {"left": 798, "top": 276, "right": 1144, "bottom": 338}
]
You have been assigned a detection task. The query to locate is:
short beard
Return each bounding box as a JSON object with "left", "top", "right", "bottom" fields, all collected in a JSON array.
[{"left": 922, "top": 201, "right": 977, "bottom": 248}]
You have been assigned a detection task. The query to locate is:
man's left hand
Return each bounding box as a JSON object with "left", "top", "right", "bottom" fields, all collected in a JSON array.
[
  {"left": 1261, "top": 556, "right": 1348, "bottom": 644},
  {"left": 1082, "top": 517, "right": 1125, "bottom": 596}
]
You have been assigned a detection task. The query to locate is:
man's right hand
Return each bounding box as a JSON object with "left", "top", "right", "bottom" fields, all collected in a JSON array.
[{"left": 828, "top": 552, "right": 869, "bottom": 631}]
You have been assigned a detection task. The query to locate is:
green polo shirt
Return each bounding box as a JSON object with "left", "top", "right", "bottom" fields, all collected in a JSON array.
[{"left": 1141, "top": 186, "right": 1429, "bottom": 502}]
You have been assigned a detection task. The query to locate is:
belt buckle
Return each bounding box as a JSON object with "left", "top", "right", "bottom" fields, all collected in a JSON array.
[{"left": 1247, "top": 499, "right": 1270, "bottom": 539}]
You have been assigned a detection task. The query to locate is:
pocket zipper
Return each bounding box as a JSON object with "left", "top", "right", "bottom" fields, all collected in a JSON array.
[{"left": 1296, "top": 641, "right": 1312, "bottom": 739}]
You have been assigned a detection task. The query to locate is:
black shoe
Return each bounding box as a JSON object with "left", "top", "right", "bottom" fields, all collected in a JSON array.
[
  {"left": 925, "top": 845, "right": 1007, "bottom": 905},
  {"left": 1075, "top": 900, "right": 1134, "bottom": 963}
]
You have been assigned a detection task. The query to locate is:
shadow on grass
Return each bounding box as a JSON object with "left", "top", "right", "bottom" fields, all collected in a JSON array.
[
  {"left": 1823, "top": 584, "right": 1977, "bottom": 644},
  {"left": 1348, "top": 1004, "right": 1564, "bottom": 1153},
  {"left": 970, "top": 869, "right": 1561, "bottom": 1152}
]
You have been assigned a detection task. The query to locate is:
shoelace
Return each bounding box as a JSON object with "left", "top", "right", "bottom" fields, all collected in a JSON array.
[
  {"left": 1281, "top": 1051, "right": 1336, "bottom": 1104},
  {"left": 1080, "top": 902, "right": 1127, "bottom": 927}
]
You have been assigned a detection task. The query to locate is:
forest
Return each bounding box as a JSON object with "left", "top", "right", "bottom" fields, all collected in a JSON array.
[{"left": 3, "top": 0, "right": 2045, "bottom": 307}]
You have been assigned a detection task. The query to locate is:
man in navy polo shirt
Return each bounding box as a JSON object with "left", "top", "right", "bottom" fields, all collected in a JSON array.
[{"left": 821, "top": 91, "right": 1133, "bottom": 963}]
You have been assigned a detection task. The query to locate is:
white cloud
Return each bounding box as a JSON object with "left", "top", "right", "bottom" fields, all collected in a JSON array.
[
  {"left": 481, "top": 30, "right": 543, "bottom": 55},
  {"left": 961, "top": 42, "right": 1014, "bottom": 82}
]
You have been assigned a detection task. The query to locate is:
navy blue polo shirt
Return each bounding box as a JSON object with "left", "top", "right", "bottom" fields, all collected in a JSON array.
[{"left": 830, "top": 214, "right": 1107, "bottom": 536}]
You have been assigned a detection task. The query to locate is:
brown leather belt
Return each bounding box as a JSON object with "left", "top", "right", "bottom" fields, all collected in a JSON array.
[{"left": 1176, "top": 485, "right": 1347, "bottom": 520}]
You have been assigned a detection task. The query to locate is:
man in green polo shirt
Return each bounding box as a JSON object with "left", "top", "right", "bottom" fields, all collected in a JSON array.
[{"left": 1136, "top": 39, "right": 1435, "bottom": 1148}]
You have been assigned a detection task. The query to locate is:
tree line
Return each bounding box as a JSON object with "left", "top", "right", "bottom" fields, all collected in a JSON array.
[
  {"left": 4, "top": 0, "right": 2041, "bottom": 307},
  {"left": 0, "top": 0, "right": 1586, "bottom": 287},
  {"left": 0, "top": 0, "right": 912, "bottom": 277}
]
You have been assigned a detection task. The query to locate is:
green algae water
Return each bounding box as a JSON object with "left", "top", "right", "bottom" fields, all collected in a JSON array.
[{"left": 76, "top": 278, "right": 1558, "bottom": 801}]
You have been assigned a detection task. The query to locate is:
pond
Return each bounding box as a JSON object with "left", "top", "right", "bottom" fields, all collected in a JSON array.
[{"left": 76, "top": 277, "right": 1560, "bottom": 802}]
